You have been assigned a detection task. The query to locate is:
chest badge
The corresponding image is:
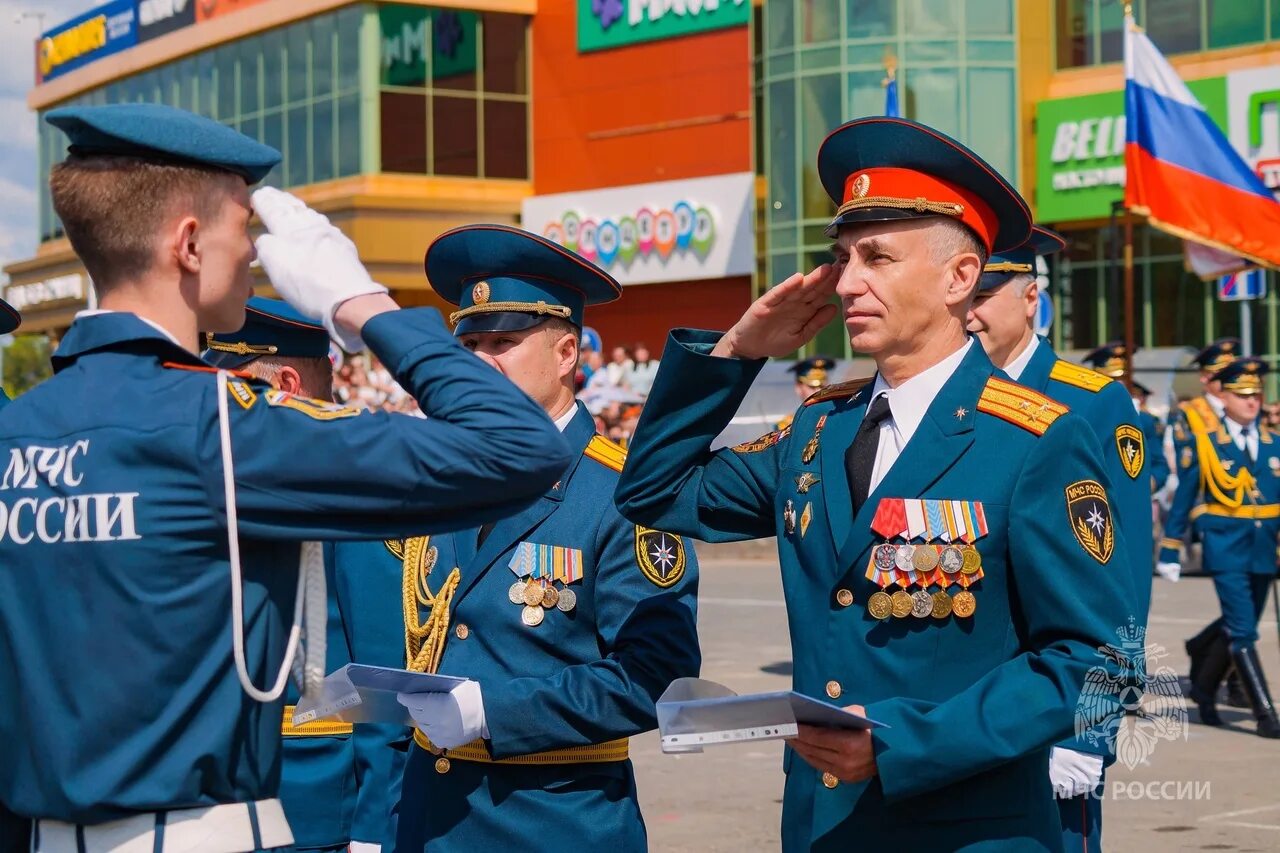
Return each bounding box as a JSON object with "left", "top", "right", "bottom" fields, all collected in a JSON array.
[
  {"left": 802, "top": 415, "right": 828, "bottom": 465},
  {"left": 795, "top": 472, "right": 820, "bottom": 494}
]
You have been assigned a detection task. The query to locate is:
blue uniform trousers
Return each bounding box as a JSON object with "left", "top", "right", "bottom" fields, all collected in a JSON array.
[{"left": 1213, "top": 572, "right": 1273, "bottom": 648}]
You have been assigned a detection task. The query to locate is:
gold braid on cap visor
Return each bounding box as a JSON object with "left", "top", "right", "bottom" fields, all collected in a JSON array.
[
  {"left": 449, "top": 301, "right": 573, "bottom": 325},
  {"left": 983, "top": 262, "right": 1034, "bottom": 273},
  {"left": 206, "top": 340, "right": 279, "bottom": 356},
  {"left": 835, "top": 195, "right": 966, "bottom": 219}
]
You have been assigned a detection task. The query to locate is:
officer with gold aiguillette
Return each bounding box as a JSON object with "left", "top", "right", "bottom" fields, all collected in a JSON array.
[{"left": 1160, "top": 357, "right": 1280, "bottom": 738}]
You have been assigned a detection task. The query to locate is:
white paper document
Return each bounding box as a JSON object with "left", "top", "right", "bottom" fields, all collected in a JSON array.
[
  {"left": 290, "top": 663, "right": 469, "bottom": 727},
  {"left": 656, "top": 678, "right": 885, "bottom": 754}
]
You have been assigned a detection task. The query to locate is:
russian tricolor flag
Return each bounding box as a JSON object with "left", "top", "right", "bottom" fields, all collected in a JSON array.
[{"left": 1124, "top": 14, "right": 1280, "bottom": 268}]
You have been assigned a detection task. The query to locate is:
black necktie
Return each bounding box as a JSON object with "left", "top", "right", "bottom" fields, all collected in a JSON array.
[
  {"left": 1242, "top": 426, "right": 1256, "bottom": 466},
  {"left": 846, "top": 395, "right": 893, "bottom": 514}
]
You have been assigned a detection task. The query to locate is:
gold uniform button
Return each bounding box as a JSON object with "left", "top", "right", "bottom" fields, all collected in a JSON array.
[
  {"left": 822, "top": 772, "right": 839, "bottom": 789},
  {"left": 835, "top": 589, "right": 853, "bottom": 608},
  {"left": 435, "top": 757, "right": 451, "bottom": 774},
  {"left": 826, "top": 680, "right": 842, "bottom": 699},
  {"left": 455, "top": 623, "right": 470, "bottom": 640}
]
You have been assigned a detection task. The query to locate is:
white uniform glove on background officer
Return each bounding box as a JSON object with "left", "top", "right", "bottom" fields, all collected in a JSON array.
[
  {"left": 1155, "top": 561, "right": 1181, "bottom": 582},
  {"left": 397, "top": 682, "right": 487, "bottom": 750},
  {"left": 252, "top": 186, "right": 389, "bottom": 352},
  {"left": 1049, "top": 746, "right": 1105, "bottom": 799}
]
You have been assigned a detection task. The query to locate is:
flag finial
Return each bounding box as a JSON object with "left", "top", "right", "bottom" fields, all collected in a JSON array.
[{"left": 882, "top": 49, "right": 897, "bottom": 84}]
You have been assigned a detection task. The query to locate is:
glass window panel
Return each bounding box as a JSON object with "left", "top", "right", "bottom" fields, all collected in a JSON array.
[
  {"left": 966, "top": 0, "right": 1013, "bottom": 35},
  {"left": 847, "top": 69, "right": 886, "bottom": 120},
  {"left": 799, "top": 74, "right": 841, "bottom": 219},
  {"left": 847, "top": 0, "right": 894, "bottom": 39},
  {"left": 905, "top": 68, "right": 960, "bottom": 141},
  {"left": 160, "top": 64, "right": 179, "bottom": 107},
  {"left": 903, "top": 0, "right": 958, "bottom": 36},
  {"left": 313, "top": 13, "right": 335, "bottom": 98},
  {"left": 433, "top": 10, "right": 479, "bottom": 92},
  {"left": 1056, "top": 0, "right": 1090, "bottom": 69},
  {"left": 845, "top": 40, "right": 891, "bottom": 66},
  {"left": 1097, "top": 0, "right": 1125, "bottom": 64},
  {"left": 766, "top": 0, "right": 794, "bottom": 52},
  {"left": 768, "top": 253, "right": 799, "bottom": 291},
  {"left": 381, "top": 91, "right": 428, "bottom": 173},
  {"left": 262, "top": 30, "right": 284, "bottom": 111},
  {"left": 482, "top": 13, "right": 527, "bottom": 94},
  {"left": 432, "top": 95, "right": 479, "bottom": 175},
  {"left": 216, "top": 46, "right": 237, "bottom": 119},
  {"left": 1146, "top": 0, "right": 1202, "bottom": 55},
  {"left": 382, "top": 3, "right": 429, "bottom": 88},
  {"left": 966, "top": 39, "right": 1015, "bottom": 61},
  {"left": 286, "top": 106, "right": 308, "bottom": 187},
  {"left": 177, "top": 59, "right": 197, "bottom": 112},
  {"left": 262, "top": 111, "right": 284, "bottom": 188},
  {"left": 240, "top": 114, "right": 261, "bottom": 146},
  {"left": 965, "top": 68, "right": 1015, "bottom": 182},
  {"left": 1209, "top": 0, "right": 1264, "bottom": 48},
  {"left": 483, "top": 100, "right": 527, "bottom": 179},
  {"left": 313, "top": 97, "right": 335, "bottom": 182},
  {"left": 905, "top": 40, "right": 959, "bottom": 62},
  {"left": 801, "top": 0, "right": 841, "bottom": 44},
  {"left": 338, "top": 92, "right": 361, "bottom": 176},
  {"left": 813, "top": 309, "right": 849, "bottom": 359},
  {"left": 800, "top": 46, "right": 842, "bottom": 70},
  {"left": 770, "top": 225, "right": 798, "bottom": 251},
  {"left": 1149, "top": 261, "right": 1206, "bottom": 347},
  {"left": 767, "top": 79, "right": 798, "bottom": 222},
  {"left": 287, "top": 22, "right": 309, "bottom": 103},
  {"left": 769, "top": 51, "right": 795, "bottom": 75},
  {"left": 240, "top": 41, "right": 261, "bottom": 115},
  {"left": 1063, "top": 264, "right": 1099, "bottom": 348},
  {"left": 802, "top": 223, "right": 831, "bottom": 247},
  {"left": 338, "top": 6, "right": 361, "bottom": 92}
]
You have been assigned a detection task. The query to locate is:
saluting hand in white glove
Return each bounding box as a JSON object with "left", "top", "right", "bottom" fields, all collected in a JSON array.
[{"left": 251, "top": 186, "right": 389, "bottom": 352}]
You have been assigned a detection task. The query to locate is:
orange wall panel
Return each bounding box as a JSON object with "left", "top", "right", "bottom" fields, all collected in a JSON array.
[
  {"left": 582, "top": 276, "right": 751, "bottom": 352},
  {"left": 532, "top": 0, "right": 752, "bottom": 194},
  {"left": 196, "top": 0, "right": 272, "bottom": 22}
]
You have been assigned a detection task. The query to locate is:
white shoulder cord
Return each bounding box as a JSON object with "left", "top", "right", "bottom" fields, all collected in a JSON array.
[{"left": 217, "top": 369, "right": 324, "bottom": 702}]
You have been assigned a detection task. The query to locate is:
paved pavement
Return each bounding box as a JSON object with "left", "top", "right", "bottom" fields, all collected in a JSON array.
[{"left": 634, "top": 558, "right": 1280, "bottom": 852}]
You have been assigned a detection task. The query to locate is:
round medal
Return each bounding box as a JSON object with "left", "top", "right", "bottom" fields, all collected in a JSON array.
[
  {"left": 931, "top": 590, "right": 953, "bottom": 619},
  {"left": 867, "top": 591, "right": 893, "bottom": 620},
  {"left": 556, "top": 587, "right": 577, "bottom": 612},
  {"left": 952, "top": 590, "right": 977, "bottom": 617},
  {"left": 521, "top": 604, "right": 545, "bottom": 627},
  {"left": 873, "top": 544, "right": 897, "bottom": 570},
  {"left": 542, "top": 585, "right": 560, "bottom": 609},
  {"left": 912, "top": 545, "right": 940, "bottom": 572},
  {"left": 890, "top": 590, "right": 913, "bottom": 618},
  {"left": 508, "top": 580, "right": 527, "bottom": 604},
  {"left": 961, "top": 546, "right": 982, "bottom": 575},
  {"left": 938, "top": 546, "right": 963, "bottom": 574},
  {"left": 910, "top": 589, "right": 933, "bottom": 618},
  {"left": 523, "top": 581, "right": 545, "bottom": 607},
  {"left": 894, "top": 545, "right": 914, "bottom": 572}
]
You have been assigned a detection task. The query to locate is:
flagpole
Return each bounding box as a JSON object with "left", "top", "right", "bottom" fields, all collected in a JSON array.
[{"left": 1122, "top": 3, "right": 1136, "bottom": 391}]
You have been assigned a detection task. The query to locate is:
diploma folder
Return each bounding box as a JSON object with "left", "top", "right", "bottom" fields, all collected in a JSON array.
[
  {"left": 290, "top": 663, "right": 469, "bottom": 727},
  {"left": 656, "top": 677, "right": 885, "bottom": 753}
]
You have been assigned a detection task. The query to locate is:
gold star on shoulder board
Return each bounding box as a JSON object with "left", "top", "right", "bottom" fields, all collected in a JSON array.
[{"left": 954, "top": 407, "right": 968, "bottom": 420}]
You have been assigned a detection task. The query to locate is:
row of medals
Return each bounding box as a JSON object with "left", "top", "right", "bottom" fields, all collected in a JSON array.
[
  {"left": 508, "top": 577, "right": 577, "bottom": 627},
  {"left": 866, "top": 542, "right": 981, "bottom": 620}
]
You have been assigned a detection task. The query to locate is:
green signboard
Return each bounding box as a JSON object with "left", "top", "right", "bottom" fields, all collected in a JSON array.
[
  {"left": 380, "top": 4, "right": 477, "bottom": 88},
  {"left": 1035, "top": 77, "right": 1228, "bottom": 222},
  {"left": 577, "top": 0, "right": 748, "bottom": 53}
]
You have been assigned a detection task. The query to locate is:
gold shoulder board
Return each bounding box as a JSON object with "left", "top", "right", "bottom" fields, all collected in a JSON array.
[
  {"left": 977, "top": 376, "right": 1069, "bottom": 436},
  {"left": 1049, "top": 361, "right": 1112, "bottom": 393},
  {"left": 584, "top": 435, "right": 627, "bottom": 472},
  {"left": 803, "top": 377, "right": 874, "bottom": 407}
]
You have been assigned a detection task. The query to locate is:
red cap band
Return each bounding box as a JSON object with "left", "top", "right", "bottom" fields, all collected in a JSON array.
[{"left": 839, "top": 167, "right": 999, "bottom": 252}]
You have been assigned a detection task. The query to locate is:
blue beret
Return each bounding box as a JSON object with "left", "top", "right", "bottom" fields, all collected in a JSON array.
[
  {"left": 0, "top": 299, "right": 18, "bottom": 335},
  {"left": 45, "top": 104, "right": 281, "bottom": 184},
  {"left": 203, "top": 297, "right": 331, "bottom": 369},
  {"left": 426, "top": 224, "right": 622, "bottom": 335},
  {"left": 979, "top": 226, "right": 1067, "bottom": 292},
  {"left": 817, "top": 117, "right": 1032, "bottom": 254},
  {"left": 1193, "top": 337, "right": 1240, "bottom": 373},
  {"left": 1213, "top": 356, "right": 1267, "bottom": 395},
  {"left": 1082, "top": 341, "right": 1129, "bottom": 379}
]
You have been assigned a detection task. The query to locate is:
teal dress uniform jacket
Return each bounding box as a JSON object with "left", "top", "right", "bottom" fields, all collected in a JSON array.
[
  {"left": 390, "top": 404, "right": 701, "bottom": 852},
  {"left": 0, "top": 390, "right": 30, "bottom": 853},
  {"left": 616, "top": 331, "right": 1136, "bottom": 853},
  {"left": 0, "top": 309, "right": 571, "bottom": 826}
]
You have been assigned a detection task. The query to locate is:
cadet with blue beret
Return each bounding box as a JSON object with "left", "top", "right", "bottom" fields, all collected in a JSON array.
[
  {"left": 351, "top": 224, "right": 700, "bottom": 852},
  {"left": 0, "top": 104, "right": 571, "bottom": 852},
  {"left": 967, "top": 230, "right": 1151, "bottom": 853},
  {"left": 616, "top": 117, "right": 1135, "bottom": 851},
  {"left": 1159, "top": 357, "right": 1280, "bottom": 739}
]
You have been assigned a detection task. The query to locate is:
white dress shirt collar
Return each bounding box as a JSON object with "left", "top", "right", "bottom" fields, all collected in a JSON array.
[
  {"left": 553, "top": 402, "right": 580, "bottom": 432},
  {"left": 869, "top": 338, "right": 974, "bottom": 448},
  {"left": 1001, "top": 334, "right": 1040, "bottom": 383},
  {"left": 1224, "top": 416, "right": 1258, "bottom": 459}
]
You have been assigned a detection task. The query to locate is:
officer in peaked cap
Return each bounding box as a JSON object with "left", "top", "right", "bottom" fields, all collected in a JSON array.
[
  {"left": 779, "top": 356, "right": 837, "bottom": 429},
  {"left": 332, "top": 224, "right": 699, "bottom": 852},
  {"left": 0, "top": 103, "right": 571, "bottom": 852},
  {"left": 617, "top": 117, "right": 1134, "bottom": 851},
  {"left": 967, "top": 230, "right": 1151, "bottom": 853},
  {"left": 1161, "top": 357, "right": 1280, "bottom": 739}
]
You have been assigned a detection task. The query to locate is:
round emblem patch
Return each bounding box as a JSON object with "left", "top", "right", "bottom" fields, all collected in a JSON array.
[
  {"left": 635, "top": 527, "right": 687, "bottom": 588},
  {"left": 1066, "top": 479, "right": 1114, "bottom": 564},
  {"left": 472, "top": 281, "right": 490, "bottom": 305},
  {"left": 852, "top": 173, "right": 871, "bottom": 198}
]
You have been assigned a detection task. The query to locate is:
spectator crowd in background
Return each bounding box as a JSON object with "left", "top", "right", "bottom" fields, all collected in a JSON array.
[{"left": 335, "top": 340, "right": 659, "bottom": 444}]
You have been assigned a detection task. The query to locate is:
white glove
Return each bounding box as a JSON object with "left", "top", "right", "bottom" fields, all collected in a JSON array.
[
  {"left": 396, "top": 681, "right": 488, "bottom": 750},
  {"left": 1156, "top": 561, "right": 1181, "bottom": 583},
  {"left": 251, "top": 186, "right": 388, "bottom": 352},
  {"left": 1049, "top": 747, "right": 1104, "bottom": 799}
]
